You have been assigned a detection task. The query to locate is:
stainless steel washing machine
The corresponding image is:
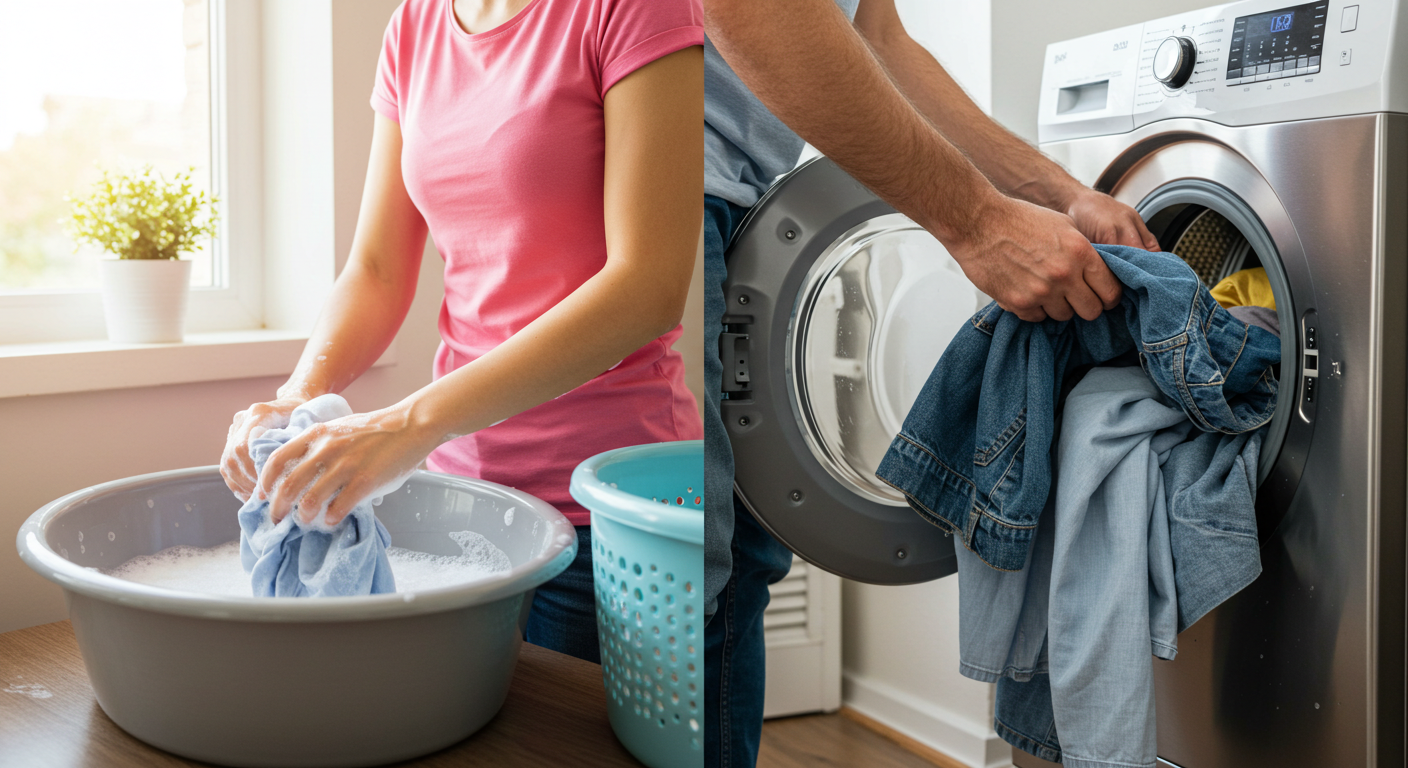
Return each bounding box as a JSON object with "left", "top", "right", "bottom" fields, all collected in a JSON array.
[
  {"left": 1028, "top": 1, "right": 1406, "bottom": 766},
  {"left": 725, "top": 0, "right": 1408, "bottom": 765}
]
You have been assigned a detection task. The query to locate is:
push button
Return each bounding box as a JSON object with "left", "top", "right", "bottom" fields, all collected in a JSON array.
[{"left": 1341, "top": 5, "right": 1359, "bottom": 32}]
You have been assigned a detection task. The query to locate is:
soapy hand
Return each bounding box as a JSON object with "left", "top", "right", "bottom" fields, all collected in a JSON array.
[
  {"left": 221, "top": 396, "right": 309, "bottom": 502},
  {"left": 255, "top": 403, "right": 443, "bottom": 528}
]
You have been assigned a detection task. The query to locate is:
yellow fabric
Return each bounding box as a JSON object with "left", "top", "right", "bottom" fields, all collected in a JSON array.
[{"left": 1211, "top": 267, "right": 1275, "bottom": 310}]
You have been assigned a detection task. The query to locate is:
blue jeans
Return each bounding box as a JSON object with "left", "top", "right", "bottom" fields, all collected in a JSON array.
[
  {"left": 703, "top": 194, "right": 795, "bottom": 768},
  {"left": 525, "top": 526, "right": 600, "bottom": 664},
  {"left": 962, "top": 367, "right": 1264, "bottom": 767},
  {"left": 877, "top": 245, "right": 1281, "bottom": 573}
]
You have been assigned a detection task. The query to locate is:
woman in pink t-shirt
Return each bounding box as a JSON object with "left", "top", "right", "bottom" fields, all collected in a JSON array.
[{"left": 219, "top": 0, "right": 703, "bottom": 662}]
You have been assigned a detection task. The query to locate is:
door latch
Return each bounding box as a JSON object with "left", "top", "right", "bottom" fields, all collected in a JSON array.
[{"left": 720, "top": 332, "right": 752, "bottom": 394}]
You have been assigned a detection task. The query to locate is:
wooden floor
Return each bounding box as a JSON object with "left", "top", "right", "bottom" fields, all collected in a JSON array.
[{"left": 758, "top": 709, "right": 965, "bottom": 768}]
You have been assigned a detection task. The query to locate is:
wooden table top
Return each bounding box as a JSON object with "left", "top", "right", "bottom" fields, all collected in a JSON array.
[{"left": 0, "top": 621, "right": 644, "bottom": 768}]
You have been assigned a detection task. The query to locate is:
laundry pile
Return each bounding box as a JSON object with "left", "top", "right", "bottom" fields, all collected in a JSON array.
[
  {"left": 877, "top": 247, "right": 1279, "bottom": 768},
  {"left": 236, "top": 394, "right": 398, "bottom": 597}
]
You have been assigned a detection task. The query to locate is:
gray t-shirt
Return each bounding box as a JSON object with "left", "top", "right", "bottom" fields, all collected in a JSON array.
[{"left": 704, "top": 0, "right": 862, "bottom": 207}]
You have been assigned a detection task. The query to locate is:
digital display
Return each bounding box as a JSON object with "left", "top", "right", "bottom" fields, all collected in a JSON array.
[{"left": 1226, "top": 1, "right": 1326, "bottom": 85}]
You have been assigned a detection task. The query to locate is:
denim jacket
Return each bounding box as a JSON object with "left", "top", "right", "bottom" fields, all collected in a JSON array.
[{"left": 875, "top": 245, "right": 1280, "bottom": 572}]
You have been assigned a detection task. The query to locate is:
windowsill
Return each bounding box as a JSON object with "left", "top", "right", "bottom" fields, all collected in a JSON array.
[{"left": 0, "top": 329, "right": 397, "bottom": 399}]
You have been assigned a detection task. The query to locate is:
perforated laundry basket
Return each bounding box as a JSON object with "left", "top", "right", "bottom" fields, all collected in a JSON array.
[{"left": 570, "top": 441, "right": 703, "bottom": 768}]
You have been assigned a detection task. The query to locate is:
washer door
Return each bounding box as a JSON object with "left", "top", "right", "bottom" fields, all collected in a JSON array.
[{"left": 722, "top": 157, "right": 986, "bottom": 584}]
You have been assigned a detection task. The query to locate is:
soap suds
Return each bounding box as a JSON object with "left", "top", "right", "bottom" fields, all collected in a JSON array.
[{"left": 103, "top": 531, "right": 511, "bottom": 597}]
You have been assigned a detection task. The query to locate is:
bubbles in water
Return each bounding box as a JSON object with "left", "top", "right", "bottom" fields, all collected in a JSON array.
[
  {"left": 147, "top": 499, "right": 154, "bottom": 509},
  {"left": 101, "top": 533, "right": 513, "bottom": 597},
  {"left": 79, "top": 545, "right": 85, "bottom": 554},
  {"left": 77, "top": 532, "right": 83, "bottom": 543},
  {"left": 185, "top": 504, "right": 193, "bottom": 512},
  {"left": 107, "top": 532, "right": 115, "bottom": 542},
  {"left": 503, "top": 507, "right": 515, "bottom": 526},
  {"left": 316, "top": 355, "right": 327, "bottom": 361}
]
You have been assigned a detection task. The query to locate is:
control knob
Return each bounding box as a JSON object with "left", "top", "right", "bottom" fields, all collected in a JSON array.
[{"left": 1153, "top": 36, "right": 1197, "bottom": 89}]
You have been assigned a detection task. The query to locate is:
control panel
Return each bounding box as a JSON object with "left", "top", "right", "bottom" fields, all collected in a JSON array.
[
  {"left": 1226, "top": 2, "right": 1327, "bottom": 85},
  {"left": 1038, "top": 0, "right": 1406, "bottom": 142}
]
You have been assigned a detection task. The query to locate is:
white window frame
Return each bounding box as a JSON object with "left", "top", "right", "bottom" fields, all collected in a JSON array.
[{"left": 0, "top": 0, "right": 263, "bottom": 346}]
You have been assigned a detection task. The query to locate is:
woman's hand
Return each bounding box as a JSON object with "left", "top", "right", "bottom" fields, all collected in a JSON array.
[
  {"left": 255, "top": 403, "right": 444, "bottom": 528},
  {"left": 221, "top": 396, "right": 310, "bottom": 502}
]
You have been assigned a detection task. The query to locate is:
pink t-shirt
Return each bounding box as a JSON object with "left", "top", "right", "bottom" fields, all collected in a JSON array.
[{"left": 371, "top": 0, "right": 703, "bottom": 526}]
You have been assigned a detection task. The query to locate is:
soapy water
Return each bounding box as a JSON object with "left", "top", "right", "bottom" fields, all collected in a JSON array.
[{"left": 102, "top": 530, "right": 512, "bottom": 597}]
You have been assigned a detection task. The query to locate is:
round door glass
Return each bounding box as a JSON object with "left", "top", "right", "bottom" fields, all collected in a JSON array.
[{"left": 787, "top": 213, "right": 989, "bottom": 506}]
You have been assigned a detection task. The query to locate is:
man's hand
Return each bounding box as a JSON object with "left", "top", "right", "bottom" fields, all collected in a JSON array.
[
  {"left": 949, "top": 195, "right": 1123, "bottom": 323},
  {"left": 1062, "top": 187, "right": 1161, "bottom": 253}
]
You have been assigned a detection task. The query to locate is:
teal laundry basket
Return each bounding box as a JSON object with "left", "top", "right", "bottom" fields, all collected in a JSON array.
[{"left": 570, "top": 441, "right": 703, "bottom": 768}]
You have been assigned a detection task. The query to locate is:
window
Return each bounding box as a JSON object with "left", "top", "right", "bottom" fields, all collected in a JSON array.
[{"left": 0, "top": 0, "right": 261, "bottom": 344}]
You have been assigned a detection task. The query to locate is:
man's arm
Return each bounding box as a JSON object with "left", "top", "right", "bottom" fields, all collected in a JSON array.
[
  {"left": 707, "top": 0, "right": 1117, "bottom": 322},
  {"left": 852, "top": 0, "right": 1160, "bottom": 252}
]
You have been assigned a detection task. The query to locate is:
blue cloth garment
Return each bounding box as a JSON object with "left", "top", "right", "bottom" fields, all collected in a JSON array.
[
  {"left": 702, "top": 194, "right": 796, "bottom": 768},
  {"left": 525, "top": 526, "right": 601, "bottom": 664},
  {"left": 959, "top": 367, "right": 1264, "bottom": 767},
  {"left": 237, "top": 394, "right": 396, "bottom": 597},
  {"left": 875, "top": 244, "right": 1280, "bottom": 572},
  {"left": 705, "top": 495, "right": 796, "bottom": 768},
  {"left": 704, "top": 194, "right": 753, "bottom": 623},
  {"left": 703, "top": 0, "right": 860, "bottom": 207}
]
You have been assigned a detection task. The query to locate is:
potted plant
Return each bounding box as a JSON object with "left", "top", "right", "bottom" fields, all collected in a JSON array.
[{"left": 66, "top": 165, "right": 219, "bottom": 343}]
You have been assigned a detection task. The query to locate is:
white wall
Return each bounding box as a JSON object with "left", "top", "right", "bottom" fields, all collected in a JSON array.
[
  {"left": 838, "top": 3, "right": 1010, "bottom": 768},
  {"left": 0, "top": 0, "right": 704, "bottom": 635}
]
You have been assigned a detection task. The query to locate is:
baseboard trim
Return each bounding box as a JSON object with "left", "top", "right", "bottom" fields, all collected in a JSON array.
[
  {"left": 841, "top": 707, "right": 971, "bottom": 768},
  {"left": 843, "top": 673, "right": 1012, "bottom": 768}
]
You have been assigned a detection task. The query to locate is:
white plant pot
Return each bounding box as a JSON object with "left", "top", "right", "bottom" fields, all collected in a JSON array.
[{"left": 98, "top": 258, "right": 193, "bottom": 343}]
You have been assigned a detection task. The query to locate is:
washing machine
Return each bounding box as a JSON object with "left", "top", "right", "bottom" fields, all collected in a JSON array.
[{"left": 723, "top": 0, "right": 1408, "bottom": 765}]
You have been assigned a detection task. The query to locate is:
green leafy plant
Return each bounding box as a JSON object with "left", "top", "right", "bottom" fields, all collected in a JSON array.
[{"left": 66, "top": 165, "right": 219, "bottom": 260}]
